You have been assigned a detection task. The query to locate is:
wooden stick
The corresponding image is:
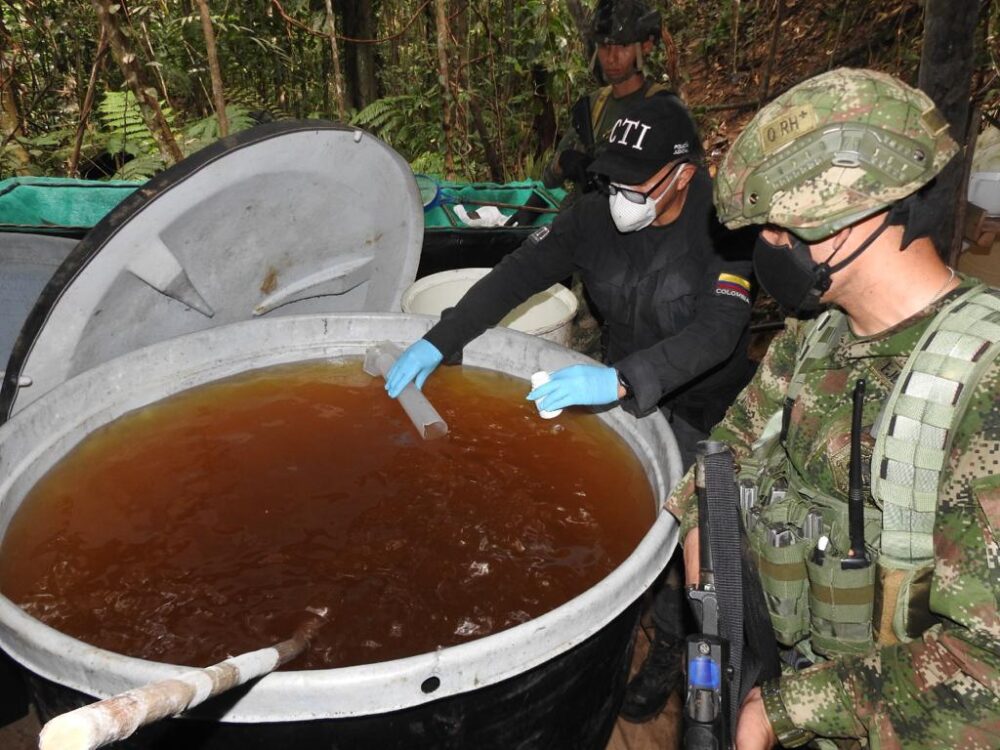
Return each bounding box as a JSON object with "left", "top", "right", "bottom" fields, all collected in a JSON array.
[
  {"left": 68, "top": 27, "right": 108, "bottom": 177},
  {"left": 450, "top": 198, "right": 558, "bottom": 213},
  {"left": 195, "top": 0, "right": 228, "bottom": 138},
  {"left": 38, "top": 610, "right": 327, "bottom": 750},
  {"left": 91, "top": 0, "right": 184, "bottom": 164},
  {"left": 758, "top": 0, "right": 785, "bottom": 103}
]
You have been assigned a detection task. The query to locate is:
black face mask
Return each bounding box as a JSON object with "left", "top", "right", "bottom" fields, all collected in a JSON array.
[
  {"left": 752, "top": 216, "right": 892, "bottom": 316},
  {"left": 752, "top": 233, "right": 830, "bottom": 316}
]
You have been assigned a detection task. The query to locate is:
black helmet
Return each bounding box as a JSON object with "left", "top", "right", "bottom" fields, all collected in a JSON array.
[{"left": 590, "top": 0, "right": 661, "bottom": 45}]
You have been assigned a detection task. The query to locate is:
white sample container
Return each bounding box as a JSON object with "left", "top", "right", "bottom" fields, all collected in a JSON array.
[
  {"left": 401, "top": 268, "right": 578, "bottom": 347},
  {"left": 530, "top": 370, "right": 562, "bottom": 419}
]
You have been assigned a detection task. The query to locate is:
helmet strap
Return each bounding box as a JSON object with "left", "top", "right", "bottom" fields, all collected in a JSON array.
[{"left": 813, "top": 213, "right": 892, "bottom": 289}]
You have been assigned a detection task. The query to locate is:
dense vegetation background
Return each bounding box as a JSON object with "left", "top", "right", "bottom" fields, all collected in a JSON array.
[{"left": 1, "top": 0, "right": 997, "bottom": 182}]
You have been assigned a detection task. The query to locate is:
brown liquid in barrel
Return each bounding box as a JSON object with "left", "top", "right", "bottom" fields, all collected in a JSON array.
[{"left": 0, "top": 361, "right": 655, "bottom": 669}]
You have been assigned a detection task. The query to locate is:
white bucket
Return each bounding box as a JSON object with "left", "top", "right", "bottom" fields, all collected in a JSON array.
[
  {"left": 401, "top": 268, "right": 579, "bottom": 348},
  {"left": 968, "top": 171, "right": 1000, "bottom": 215}
]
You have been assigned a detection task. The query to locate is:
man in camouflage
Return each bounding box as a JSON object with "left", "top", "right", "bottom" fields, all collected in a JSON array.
[
  {"left": 509, "top": 0, "right": 676, "bottom": 226},
  {"left": 541, "top": 0, "right": 669, "bottom": 190},
  {"left": 668, "top": 68, "right": 1000, "bottom": 748}
]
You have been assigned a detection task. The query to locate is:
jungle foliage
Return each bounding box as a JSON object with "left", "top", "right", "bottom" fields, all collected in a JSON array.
[{"left": 1, "top": 0, "right": 998, "bottom": 182}]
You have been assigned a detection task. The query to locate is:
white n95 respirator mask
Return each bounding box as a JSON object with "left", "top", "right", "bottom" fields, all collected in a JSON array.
[{"left": 607, "top": 164, "right": 685, "bottom": 233}]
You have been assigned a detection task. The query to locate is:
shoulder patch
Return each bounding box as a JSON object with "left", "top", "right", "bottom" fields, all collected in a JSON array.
[
  {"left": 715, "top": 273, "right": 752, "bottom": 305},
  {"left": 527, "top": 225, "right": 551, "bottom": 246}
]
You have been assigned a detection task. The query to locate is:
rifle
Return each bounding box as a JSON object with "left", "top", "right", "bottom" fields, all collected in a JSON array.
[
  {"left": 566, "top": 94, "right": 598, "bottom": 193},
  {"left": 684, "top": 441, "right": 783, "bottom": 749},
  {"left": 683, "top": 441, "right": 730, "bottom": 749}
]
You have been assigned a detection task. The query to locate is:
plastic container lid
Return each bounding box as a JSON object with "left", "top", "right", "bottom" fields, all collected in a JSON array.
[{"left": 0, "top": 121, "right": 424, "bottom": 420}]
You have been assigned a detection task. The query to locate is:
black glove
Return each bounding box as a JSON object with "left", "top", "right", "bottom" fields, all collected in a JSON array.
[{"left": 558, "top": 149, "right": 594, "bottom": 188}]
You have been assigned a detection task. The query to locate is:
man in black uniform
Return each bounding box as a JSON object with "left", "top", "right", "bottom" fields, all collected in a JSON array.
[{"left": 387, "top": 94, "right": 757, "bottom": 723}]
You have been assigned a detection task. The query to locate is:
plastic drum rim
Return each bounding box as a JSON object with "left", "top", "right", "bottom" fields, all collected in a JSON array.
[{"left": 0, "top": 313, "right": 679, "bottom": 722}]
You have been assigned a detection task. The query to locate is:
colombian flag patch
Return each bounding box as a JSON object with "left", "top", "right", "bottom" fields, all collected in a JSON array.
[{"left": 714, "top": 273, "right": 751, "bottom": 305}]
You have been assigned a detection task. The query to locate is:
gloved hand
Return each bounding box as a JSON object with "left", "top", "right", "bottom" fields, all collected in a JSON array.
[
  {"left": 385, "top": 339, "right": 443, "bottom": 398},
  {"left": 558, "top": 149, "right": 593, "bottom": 186},
  {"left": 526, "top": 364, "right": 619, "bottom": 412}
]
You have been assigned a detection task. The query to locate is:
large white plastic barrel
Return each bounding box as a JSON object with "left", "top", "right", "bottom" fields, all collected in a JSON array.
[{"left": 401, "top": 268, "right": 578, "bottom": 347}]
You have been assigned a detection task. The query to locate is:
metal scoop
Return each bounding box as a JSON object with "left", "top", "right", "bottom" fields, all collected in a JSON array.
[{"left": 363, "top": 342, "right": 448, "bottom": 440}]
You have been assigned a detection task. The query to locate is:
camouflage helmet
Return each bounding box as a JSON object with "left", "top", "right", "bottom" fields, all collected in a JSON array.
[
  {"left": 590, "top": 0, "right": 661, "bottom": 45},
  {"left": 714, "top": 68, "right": 959, "bottom": 241}
]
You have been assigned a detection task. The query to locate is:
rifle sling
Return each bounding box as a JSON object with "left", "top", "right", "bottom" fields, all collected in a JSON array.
[{"left": 703, "top": 449, "right": 780, "bottom": 737}]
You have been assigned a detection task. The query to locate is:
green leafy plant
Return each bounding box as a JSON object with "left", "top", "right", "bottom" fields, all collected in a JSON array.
[
  {"left": 182, "top": 104, "right": 256, "bottom": 152},
  {"left": 352, "top": 93, "right": 444, "bottom": 164},
  {"left": 111, "top": 152, "right": 165, "bottom": 180},
  {"left": 97, "top": 90, "right": 173, "bottom": 158}
]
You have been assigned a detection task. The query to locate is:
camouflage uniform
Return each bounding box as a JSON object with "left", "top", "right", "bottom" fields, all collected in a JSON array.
[
  {"left": 668, "top": 277, "right": 1000, "bottom": 747},
  {"left": 541, "top": 80, "right": 673, "bottom": 189},
  {"left": 541, "top": 0, "right": 674, "bottom": 192},
  {"left": 667, "top": 68, "right": 1000, "bottom": 747}
]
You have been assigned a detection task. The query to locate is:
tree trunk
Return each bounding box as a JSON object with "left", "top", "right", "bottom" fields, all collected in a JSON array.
[
  {"left": 323, "top": 0, "right": 347, "bottom": 121},
  {"left": 530, "top": 64, "right": 557, "bottom": 160},
  {"left": 949, "top": 105, "right": 981, "bottom": 267},
  {"left": 661, "top": 28, "right": 681, "bottom": 93},
  {"left": 564, "top": 0, "right": 590, "bottom": 46},
  {"left": 91, "top": 0, "right": 184, "bottom": 164},
  {"left": 758, "top": 0, "right": 786, "bottom": 102},
  {"left": 731, "top": 0, "right": 741, "bottom": 75},
  {"left": 0, "top": 86, "right": 31, "bottom": 174},
  {"left": 195, "top": 0, "right": 228, "bottom": 137},
  {"left": 468, "top": 96, "right": 503, "bottom": 182},
  {"left": 0, "top": 15, "right": 32, "bottom": 173},
  {"left": 68, "top": 28, "right": 109, "bottom": 176},
  {"left": 917, "top": 0, "right": 980, "bottom": 256},
  {"left": 341, "top": 0, "right": 379, "bottom": 110},
  {"left": 139, "top": 20, "right": 172, "bottom": 109},
  {"left": 566, "top": 0, "right": 594, "bottom": 65},
  {"left": 434, "top": 0, "right": 455, "bottom": 177}
]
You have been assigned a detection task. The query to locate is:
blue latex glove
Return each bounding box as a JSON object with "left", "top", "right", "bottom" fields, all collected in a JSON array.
[
  {"left": 385, "top": 339, "right": 443, "bottom": 398},
  {"left": 526, "top": 364, "right": 619, "bottom": 412}
]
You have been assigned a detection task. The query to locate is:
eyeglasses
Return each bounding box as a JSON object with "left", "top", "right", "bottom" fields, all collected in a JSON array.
[{"left": 593, "top": 161, "right": 689, "bottom": 205}]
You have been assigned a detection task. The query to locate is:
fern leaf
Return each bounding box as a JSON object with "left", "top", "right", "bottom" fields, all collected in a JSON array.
[{"left": 113, "top": 153, "right": 164, "bottom": 181}]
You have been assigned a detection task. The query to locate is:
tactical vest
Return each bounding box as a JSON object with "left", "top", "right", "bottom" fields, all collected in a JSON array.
[{"left": 741, "top": 285, "right": 1000, "bottom": 661}]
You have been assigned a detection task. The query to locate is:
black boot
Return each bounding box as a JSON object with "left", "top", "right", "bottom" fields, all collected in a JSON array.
[{"left": 619, "top": 631, "right": 684, "bottom": 723}]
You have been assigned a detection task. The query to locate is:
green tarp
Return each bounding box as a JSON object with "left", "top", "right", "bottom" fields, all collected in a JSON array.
[
  {"left": 0, "top": 177, "right": 142, "bottom": 234},
  {"left": 421, "top": 179, "right": 565, "bottom": 230},
  {"left": 0, "top": 176, "right": 565, "bottom": 236}
]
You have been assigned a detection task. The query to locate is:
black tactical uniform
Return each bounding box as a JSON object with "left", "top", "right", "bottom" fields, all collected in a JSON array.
[{"left": 425, "top": 171, "right": 756, "bottom": 457}]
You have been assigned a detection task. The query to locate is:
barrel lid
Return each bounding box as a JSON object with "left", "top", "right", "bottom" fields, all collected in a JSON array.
[{"left": 0, "top": 121, "right": 424, "bottom": 420}]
